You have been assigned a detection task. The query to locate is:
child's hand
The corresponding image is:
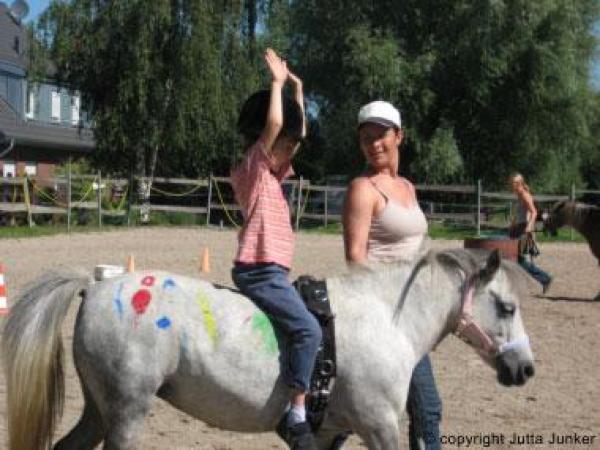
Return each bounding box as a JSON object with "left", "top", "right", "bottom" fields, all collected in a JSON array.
[
  {"left": 287, "top": 71, "right": 303, "bottom": 91},
  {"left": 265, "top": 48, "right": 288, "bottom": 84}
]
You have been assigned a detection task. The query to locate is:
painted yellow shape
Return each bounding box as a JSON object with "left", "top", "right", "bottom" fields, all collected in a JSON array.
[{"left": 196, "top": 291, "right": 218, "bottom": 345}]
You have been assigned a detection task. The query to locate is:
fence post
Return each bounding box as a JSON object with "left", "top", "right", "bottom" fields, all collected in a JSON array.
[
  {"left": 324, "top": 186, "right": 328, "bottom": 227},
  {"left": 570, "top": 183, "right": 576, "bottom": 240},
  {"left": 206, "top": 174, "right": 213, "bottom": 226},
  {"left": 126, "top": 173, "right": 133, "bottom": 227},
  {"left": 295, "top": 177, "right": 303, "bottom": 231},
  {"left": 97, "top": 171, "right": 102, "bottom": 227},
  {"left": 22, "top": 177, "right": 33, "bottom": 228},
  {"left": 67, "top": 158, "right": 72, "bottom": 232},
  {"left": 476, "top": 179, "right": 482, "bottom": 237}
]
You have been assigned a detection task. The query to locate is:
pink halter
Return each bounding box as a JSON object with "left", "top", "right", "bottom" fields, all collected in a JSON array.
[{"left": 454, "top": 278, "right": 529, "bottom": 357}]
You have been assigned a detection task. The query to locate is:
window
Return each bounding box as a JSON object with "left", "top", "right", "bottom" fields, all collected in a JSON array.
[
  {"left": 24, "top": 163, "right": 37, "bottom": 176},
  {"left": 51, "top": 91, "right": 61, "bottom": 121},
  {"left": 13, "top": 37, "right": 20, "bottom": 54},
  {"left": 2, "top": 162, "right": 16, "bottom": 178},
  {"left": 71, "top": 95, "right": 80, "bottom": 125},
  {"left": 26, "top": 87, "right": 34, "bottom": 119}
]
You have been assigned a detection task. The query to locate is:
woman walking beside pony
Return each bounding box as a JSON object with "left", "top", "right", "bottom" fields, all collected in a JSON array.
[{"left": 342, "top": 100, "right": 442, "bottom": 450}]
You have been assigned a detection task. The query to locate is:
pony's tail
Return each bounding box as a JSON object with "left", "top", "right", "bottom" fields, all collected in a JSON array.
[{"left": 2, "top": 271, "right": 91, "bottom": 450}]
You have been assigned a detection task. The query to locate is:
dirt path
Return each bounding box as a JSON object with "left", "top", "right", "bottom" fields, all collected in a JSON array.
[{"left": 1, "top": 227, "right": 599, "bottom": 449}]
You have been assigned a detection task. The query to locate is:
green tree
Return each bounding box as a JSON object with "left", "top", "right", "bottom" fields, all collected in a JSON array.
[
  {"left": 34, "top": 0, "right": 263, "bottom": 179},
  {"left": 288, "top": 0, "right": 600, "bottom": 191}
]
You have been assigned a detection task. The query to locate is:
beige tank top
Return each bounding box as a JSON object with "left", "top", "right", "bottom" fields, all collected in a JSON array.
[
  {"left": 514, "top": 200, "right": 530, "bottom": 225},
  {"left": 367, "top": 179, "right": 428, "bottom": 263}
]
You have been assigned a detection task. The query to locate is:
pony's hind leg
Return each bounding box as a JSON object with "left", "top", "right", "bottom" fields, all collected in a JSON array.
[
  {"left": 101, "top": 383, "right": 157, "bottom": 450},
  {"left": 54, "top": 388, "right": 104, "bottom": 450},
  {"left": 101, "top": 399, "right": 153, "bottom": 450}
]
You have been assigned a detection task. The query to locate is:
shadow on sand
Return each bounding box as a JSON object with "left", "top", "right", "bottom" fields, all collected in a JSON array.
[{"left": 537, "top": 295, "right": 600, "bottom": 303}]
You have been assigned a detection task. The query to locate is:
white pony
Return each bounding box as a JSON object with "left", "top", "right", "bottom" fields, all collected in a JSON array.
[{"left": 2, "top": 248, "right": 534, "bottom": 450}]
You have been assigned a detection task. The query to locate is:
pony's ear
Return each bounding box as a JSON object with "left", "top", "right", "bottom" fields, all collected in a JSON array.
[{"left": 475, "top": 249, "right": 501, "bottom": 287}]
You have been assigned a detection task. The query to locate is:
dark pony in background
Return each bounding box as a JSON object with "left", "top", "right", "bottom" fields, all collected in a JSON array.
[
  {"left": 543, "top": 200, "right": 600, "bottom": 265},
  {"left": 543, "top": 200, "right": 600, "bottom": 301}
]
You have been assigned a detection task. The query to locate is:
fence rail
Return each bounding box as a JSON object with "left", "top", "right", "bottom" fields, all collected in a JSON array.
[{"left": 1, "top": 175, "right": 598, "bottom": 233}]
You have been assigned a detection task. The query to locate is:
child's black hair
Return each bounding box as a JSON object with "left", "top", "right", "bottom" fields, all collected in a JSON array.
[{"left": 237, "top": 90, "right": 303, "bottom": 150}]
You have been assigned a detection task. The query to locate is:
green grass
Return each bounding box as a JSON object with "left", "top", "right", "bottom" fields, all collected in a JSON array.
[
  {"left": 0, "top": 224, "right": 128, "bottom": 239},
  {"left": 305, "top": 220, "right": 587, "bottom": 243},
  {"left": 0, "top": 225, "right": 66, "bottom": 239},
  {"left": 0, "top": 220, "right": 587, "bottom": 243}
]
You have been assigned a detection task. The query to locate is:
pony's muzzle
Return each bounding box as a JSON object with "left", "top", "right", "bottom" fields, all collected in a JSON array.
[{"left": 495, "top": 351, "right": 535, "bottom": 386}]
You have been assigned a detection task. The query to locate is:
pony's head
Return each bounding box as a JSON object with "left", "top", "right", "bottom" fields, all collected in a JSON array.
[
  {"left": 543, "top": 200, "right": 570, "bottom": 236},
  {"left": 436, "top": 249, "right": 535, "bottom": 386}
]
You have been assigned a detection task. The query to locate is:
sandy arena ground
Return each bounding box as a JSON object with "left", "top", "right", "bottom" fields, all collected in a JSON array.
[{"left": 0, "top": 227, "right": 599, "bottom": 449}]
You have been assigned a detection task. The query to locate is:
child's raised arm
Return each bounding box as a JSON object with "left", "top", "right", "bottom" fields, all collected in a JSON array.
[
  {"left": 260, "top": 48, "right": 288, "bottom": 153},
  {"left": 287, "top": 70, "right": 306, "bottom": 139}
]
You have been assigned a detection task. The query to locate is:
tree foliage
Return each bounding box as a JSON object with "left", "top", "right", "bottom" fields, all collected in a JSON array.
[
  {"left": 35, "top": 0, "right": 263, "bottom": 178},
  {"left": 33, "top": 0, "right": 600, "bottom": 191},
  {"left": 288, "top": 0, "right": 600, "bottom": 190}
]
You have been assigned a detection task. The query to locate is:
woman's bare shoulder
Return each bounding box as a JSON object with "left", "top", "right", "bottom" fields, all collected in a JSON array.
[
  {"left": 346, "top": 177, "right": 378, "bottom": 204},
  {"left": 398, "top": 176, "right": 416, "bottom": 188},
  {"left": 348, "top": 176, "right": 374, "bottom": 191}
]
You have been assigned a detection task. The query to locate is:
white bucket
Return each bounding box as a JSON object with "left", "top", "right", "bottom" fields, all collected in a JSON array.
[{"left": 94, "top": 264, "right": 125, "bottom": 281}]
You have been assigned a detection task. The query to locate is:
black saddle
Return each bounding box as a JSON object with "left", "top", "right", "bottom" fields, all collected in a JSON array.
[
  {"left": 294, "top": 275, "right": 353, "bottom": 450},
  {"left": 294, "top": 275, "right": 336, "bottom": 432}
]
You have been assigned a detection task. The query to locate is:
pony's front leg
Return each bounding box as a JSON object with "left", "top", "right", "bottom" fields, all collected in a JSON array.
[
  {"left": 356, "top": 416, "right": 401, "bottom": 450},
  {"left": 314, "top": 429, "right": 353, "bottom": 450}
]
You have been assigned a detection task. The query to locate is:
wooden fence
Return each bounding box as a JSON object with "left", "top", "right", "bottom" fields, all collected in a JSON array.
[{"left": 1, "top": 174, "right": 598, "bottom": 234}]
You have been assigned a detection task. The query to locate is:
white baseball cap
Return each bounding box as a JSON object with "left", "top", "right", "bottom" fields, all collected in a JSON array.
[{"left": 358, "top": 100, "right": 401, "bottom": 129}]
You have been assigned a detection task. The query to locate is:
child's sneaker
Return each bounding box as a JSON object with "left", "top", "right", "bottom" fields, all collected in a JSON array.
[{"left": 276, "top": 414, "right": 317, "bottom": 450}]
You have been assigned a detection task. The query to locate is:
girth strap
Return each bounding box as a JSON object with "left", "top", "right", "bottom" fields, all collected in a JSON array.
[{"left": 294, "top": 275, "right": 336, "bottom": 432}]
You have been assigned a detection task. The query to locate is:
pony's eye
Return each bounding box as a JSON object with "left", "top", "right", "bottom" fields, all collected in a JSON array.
[{"left": 493, "top": 293, "right": 515, "bottom": 318}]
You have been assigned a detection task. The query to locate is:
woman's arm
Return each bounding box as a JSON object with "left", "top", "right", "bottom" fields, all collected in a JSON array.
[
  {"left": 259, "top": 48, "right": 288, "bottom": 154},
  {"left": 343, "top": 178, "right": 375, "bottom": 264},
  {"left": 521, "top": 191, "right": 537, "bottom": 232}
]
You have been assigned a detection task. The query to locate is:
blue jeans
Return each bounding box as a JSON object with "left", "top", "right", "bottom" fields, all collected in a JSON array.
[
  {"left": 407, "top": 355, "right": 442, "bottom": 450},
  {"left": 518, "top": 255, "right": 552, "bottom": 287},
  {"left": 232, "top": 263, "right": 322, "bottom": 392}
]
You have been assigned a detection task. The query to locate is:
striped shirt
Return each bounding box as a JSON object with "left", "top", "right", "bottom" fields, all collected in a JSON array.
[{"left": 231, "top": 140, "right": 295, "bottom": 269}]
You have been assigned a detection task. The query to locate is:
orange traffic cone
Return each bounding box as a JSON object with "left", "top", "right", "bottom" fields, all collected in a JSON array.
[
  {"left": 126, "top": 254, "right": 135, "bottom": 273},
  {"left": 0, "top": 263, "right": 8, "bottom": 316},
  {"left": 200, "top": 248, "right": 211, "bottom": 273}
]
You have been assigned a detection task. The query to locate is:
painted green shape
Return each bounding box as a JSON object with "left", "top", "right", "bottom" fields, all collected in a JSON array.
[
  {"left": 196, "top": 291, "right": 218, "bottom": 345},
  {"left": 252, "top": 312, "right": 278, "bottom": 354}
]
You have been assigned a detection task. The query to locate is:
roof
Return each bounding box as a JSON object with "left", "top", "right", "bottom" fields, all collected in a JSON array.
[
  {"left": 0, "top": 2, "right": 27, "bottom": 71},
  {"left": 0, "top": 3, "right": 95, "bottom": 155},
  {"left": 0, "top": 96, "right": 94, "bottom": 153}
]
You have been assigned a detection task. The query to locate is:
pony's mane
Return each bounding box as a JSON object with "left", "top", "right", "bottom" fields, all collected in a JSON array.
[
  {"left": 335, "top": 258, "right": 422, "bottom": 309},
  {"left": 554, "top": 201, "right": 600, "bottom": 229},
  {"left": 392, "top": 248, "right": 529, "bottom": 319},
  {"left": 574, "top": 201, "right": 600, "bottom": 221}
]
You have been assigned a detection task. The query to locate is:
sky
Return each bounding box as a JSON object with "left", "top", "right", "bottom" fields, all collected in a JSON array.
[
  {"left": 20, "top": 0, "right": 600, "bottom": 89},
  {"left": 23, "top": 0, "right": 48, "bottom": 23}
]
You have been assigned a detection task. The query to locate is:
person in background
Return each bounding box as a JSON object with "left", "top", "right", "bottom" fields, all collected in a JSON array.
[{"left": 508, "top": 173, "right": 553, "bottom": 293}]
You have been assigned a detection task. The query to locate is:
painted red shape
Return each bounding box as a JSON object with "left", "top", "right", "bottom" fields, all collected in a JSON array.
[
  {"left": 141, "top": 275, "right": 155, "bottom": 287},
  {"left": 132, "top": 289, "right": 152, "bottom": 314}
]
